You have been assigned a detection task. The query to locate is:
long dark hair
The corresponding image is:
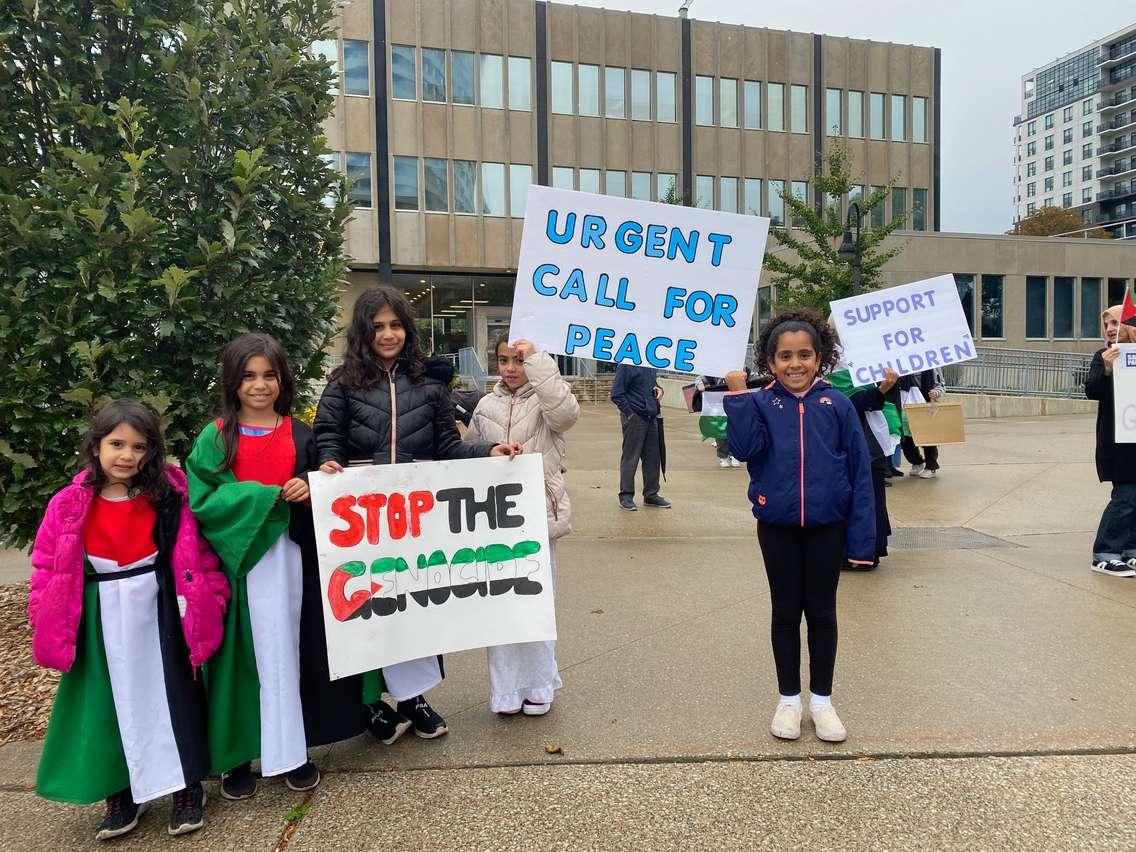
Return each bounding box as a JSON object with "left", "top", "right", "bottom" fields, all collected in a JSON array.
[
  {"left": 80, "top": 398, "right": 174, "bottom": 508},
  {"left": 332, "top": 285, "right": 425, "bottom": 388},
  {"left": 757, "top": 308, "right": 840, "bottom": 379},
  {"left": 215, "top": 333, "right": 295, "bottom": 472}
]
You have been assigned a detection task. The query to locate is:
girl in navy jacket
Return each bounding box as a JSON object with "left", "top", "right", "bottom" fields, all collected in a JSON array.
[{"left": 724, "top": 309, "right": 874, "bottom": 745}]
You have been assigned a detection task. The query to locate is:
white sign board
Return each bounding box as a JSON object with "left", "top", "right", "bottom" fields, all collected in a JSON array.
[
  {"left": 510, "top": 186, "right": 770, "bottom": 377},
  {"left": 309, "top": 455, "right": 555, "bottom": 679},
  {"left": 831, "top": 274, "right": 977, "bottom": 386},
  {"left": 1114, "top": 343, "right": 1136, "bottom": 444}
]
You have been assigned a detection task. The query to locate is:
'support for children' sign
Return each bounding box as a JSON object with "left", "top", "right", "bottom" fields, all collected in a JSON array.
[
  {"left": 831, "top": 274, "right": 977, "bottom": 386},
  {"left": 509, "top": 186, "right": 770, "bottom": 377},
  {"left": 1114, "top": 343, "right": 1136, "bottom": 444},
  {"left": 309, "top": 455, "right": 555, "bottom": 679}
]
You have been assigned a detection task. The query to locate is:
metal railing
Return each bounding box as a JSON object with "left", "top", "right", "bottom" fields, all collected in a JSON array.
[
  {"left": 457, "top": 346, "right": 489, "bottom": 391},
  {"left": 941, "top": 347, "right": 1094, "bottom": 398}
]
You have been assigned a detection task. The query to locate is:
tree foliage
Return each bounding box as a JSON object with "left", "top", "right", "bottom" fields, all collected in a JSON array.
[
  {"left": 763, "top": 148, "right": 908, "bottom": 312},
  {"left": 0, "top": 0, "right": 351, "bottom": 547},
  {"left": 1007, "top": 205, "right": 1112, "bottom": 238}
]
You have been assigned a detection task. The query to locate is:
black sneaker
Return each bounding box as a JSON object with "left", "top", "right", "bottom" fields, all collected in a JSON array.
[
  {"left": 367, "top": 701, "right": 413, "bottom": 745},
  {"left": 397, "top": 695, "right": 449, "bottom": 739},
  {"left": 890, "top": 468, "right": 905, "bottom": 478},
  {"left": 220, "top": 762, "right": 257, "bottom": 801},
  {"left": 643, "top": 495, "right": 672, "bottom": 508},
  {"left": 1091, "top": 559, "right": 1136, "bottom": 578},
  {"left": 167, "top": 783, "right": 205, "bottom": 836},
  {"left": 95, "top": 789, "right": 146, "bottom": 841},
  {"left": 619, "top": 496, "right": 637, "bottom": 511},
  {"left": 285, "top": 761, "right": 321, "bottom": 792}
]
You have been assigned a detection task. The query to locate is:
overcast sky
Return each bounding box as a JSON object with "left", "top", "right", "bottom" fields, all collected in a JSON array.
[{"left": 570, "top": 0, "right": 1135, "bottom": 235}]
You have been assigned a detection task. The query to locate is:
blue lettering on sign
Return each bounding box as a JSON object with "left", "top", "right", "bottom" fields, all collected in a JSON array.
[
  {"left": 667, "top": 229, "right": 698, "bottom": 263},
  {"left": 706, "top": 232, "right": 733, "bottom": 267},
  {"left": 533, "top": 263, "right": 559, "bottom": 296},
  {"left": 673, "top": 339, "right": 697, "bottom": 372},
  {"left": 614, "top": 221, "right": 643, "bottom": 254},
  {"left": 560, "top": 268, "right": 588, "bottom": 302},
  {"left": 580, "top": 215, "right": 608, "bottom": 249},
  {"left": 644, "top": 224, "right": 667, "bottom": 258},
  {"left": 546, "top": 210, "right": 575, "bottom": 244},
  {"left": 594, "top": 327, "right": 615, "bottom": 359},
  {"left": 614, "top": 333, "right": 643, "bottom": 365}
]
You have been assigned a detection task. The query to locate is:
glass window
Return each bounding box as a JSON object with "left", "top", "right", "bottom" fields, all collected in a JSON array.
[
  {"left": 552, "top": 166, "right": 574, "bottom": 190},
  {"left": 744, "top": 80, "right": 761, "bottom": 129},
  {"left": 657, "top": 72, "right": 676, "bottom": 122},
  {"left": 1026, "top": 202, "right": 1036, "bottom": 215},
  {"left": 766, "top": 82, "right": 786, "bottom": 131},
  {"left": 1044, "top": 176, "right": 1054, "bottom": 192},
  {"left": 696, "top": 75, "right": 713, "bottom": 125},
  {"left": 981, "top": 275, "right": 1003, "bottom": 338},
  {"left": 631, "top": 69, "right": 651, "bottom": 120},
  {"left": 343, "top": 40, "right": 369, "bottom": 96},
  {"left": 768, "top": 179, "right": 785, "bottom": 226},
  {"left": 790, "top": 85, "right": 807, "bottom": 133},
  {"left": 1082, "top": 143, "right": 1092, "bottom": 158},
  {"left": 481, "top": 162, "right": 506, "bottom": 215},
  {"left": 480, "top": 54, "right": 504, "bottom": 109},
  {"left": 1062, "top": 170, "right": 1072, "bottom": 186},
  {"left": 393, "top": 155, "right": 417, "bottom": 210},
  {"left": 826, "top": 88, "right": 841, "bottom": 136},
  {"left": 1109, "top": 279, "right": 1129, "bottom": 306},
  {"left": 1044, "top": 134, "right": 1053, "bottom": 150},
  {"left": 695, "top": 175, "right": 713, "bottom": 209},
  {"left": 870, "top": 185, "right": 885, "bottom": 227},
  {"left": 955, "top": 274, "right": 975, "bottom": 333},
  {"left": 1082, "top": 186, "right": 1092, "bottom": 203},
  {"left": 912, "top": 188, "right": 927, "bottom": 231},
  {"left": 421, "top": 48, "right": 446, "bottom": 102},
  {"left": 312, "top": 40, "right": 338, "bottom": 93},
  {"left": 1027, "top": 120, "right": 1035, "bottom": 135},
  {"left": 452, "top": 52, "right": 475, "bottom": 104},
  {"left": 423, "top": 157, "right": 447, "bottom": 211},
  {"left": 1084, "top": 98, "right": 1094, "bottom": 115},
  {"left": 1063, "top": 106, "right": 1073, "bottom": 122},
  {"left": 1053, "top": 276, "right": 1074, "bottom": 338},
  {"left": 1026, "top": 182, "right": 1036, "bottom": 197},
  {"left": 1044, "top": 156, "right": 1053, "bottom": 171},
  {"left": 579, "top": 168, "right": 600, "bottom": 194},
  {"left": 1026, "top": 276, "right": 1047, "bottom": 339},
  {"left": 891, "top": 186, "right": 906, "bottom": 223},
  {"left": 848, "top": 91, "right": 864, "bottom": 138},
  {"left": 605, "top": 169, "right": 626, "bottom": 197},
  {"left": 509, "top": 164, "right": 532, "bottom": 216},
  {"left": 508, "top": 57, "right": 531, "bottom": 110},
  {"left": 1082, "top": 120, "right": 1092, "bottom": 138},
  {"left": 1081, "top": 277, "right": 1099, "bottom": 336},
  {"left": 1062, "top": 127, "right": 1073, "bottom": 144},
  {"left": 1045, "top": 113, "right": 1053, "bottom": 129},
  {"left": 890, "top": 94, "right": 906, "bottom": 141},
  {"left": 744, "top": 178, "right": 761, "bottom": 215},
  {"left": 869, "top": 92, "right": 884, "bottom": 139},
  {"left": 551, "top": 61, "right": 573, "bottom": 114},
  {"left": 392, "top": 45, "right": 416, "bottom": 100},
  {"left": 657, "top": 172, "right": 677, "bottom": 202},
  {"left": 720, "top": 78, "right": 738, "bottom": 128},
  {"left": 790, "top": 180, "right": 807, "bottom": 225},
  {"left": 346, "top": 152, "right": 371, "bottom": 208},
  {"left": 913, "top": 96, "right": 927, "bottom": 143},
  {"left": 1027, "top": 162, "right": 1036, "bottom": 177},
  {"left": 604, "top": 66, "right": 625, "bottom": 118},
  {"left": 720, "top": 176, "right": 738, "bottom": 212},
  {"left": 453, "top": 160, "right": 476, "bottom": 213},
  {"left": 1027, "top": 141, "right": 1036, "bottom": 156},
  {"left": 631, "top": 171, "right": 651, "bottom": 200},
  {"left": 578, "top": 64, "right": 599, "bottom": 116}
]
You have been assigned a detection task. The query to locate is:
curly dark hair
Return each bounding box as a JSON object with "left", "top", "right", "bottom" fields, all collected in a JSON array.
[
  {"left": 756, "top": 308, "right": 840, "bottom": 379},
  {"left": 332, "top": 286, "right": 426, "bottom": 388},
  {"left": 79, "top": 398, "right": 175, "bottom": 509}
]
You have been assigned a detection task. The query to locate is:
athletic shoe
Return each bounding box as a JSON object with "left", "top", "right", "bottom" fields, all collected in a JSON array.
[
  {"left": 1091, "top": 560, "right": 1136, "bottom": 578},
  {"left": 397, "top": 696, "right": 449, "bottom": 739},
  {"left": 367, "top": 701, "right": 413, "bottom": 745},
  {"left": 1127, "top": 558, "right": 1136, "bottom": 570},
  {"left": 810, "top": 705, "right": 847, "bottom": 742},
  {"left": 719, "top": 457, "right": 731, "bottom": 468},
  {"left": 890, "top": 467, "right": 906, "bottom": 478},
  {"left": 770, "top": 702, "right": 801, "bottom": 740},
  {"left": 95, "top": 790, "right": 146, "bottom": 841},
  {"left": 619, "top": 496, "right": 638, "bottom": 511},
  {"left": 220, "top": 763, "right": 257, "bottom": 801},
  {"left": 918, "top": 469, "right": 936, "bottom": 479},
  {"left": 643, "top": 495, "right": 672, "bottom": 509},
  {"left": 522, "top": 700, "right": 551, "bottom": 716},
  {"left": 729, "top": 456, "right": 741, "bottom": 468},
  {"left": 167, "top": 784, "right": 205, "bottom": 836},
  {"left": 285, "top": 761, "right": 321, "bottom": 792},
  {"left": 910, "top": 463, "right": 925, "bottom": 475}
]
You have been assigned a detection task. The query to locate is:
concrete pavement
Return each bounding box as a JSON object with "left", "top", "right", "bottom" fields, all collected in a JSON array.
[{"left": 1, "top": 406, "right": 1134, "bottom": 850}]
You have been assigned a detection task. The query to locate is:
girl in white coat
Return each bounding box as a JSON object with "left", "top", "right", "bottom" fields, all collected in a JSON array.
[{"left": 465, "top": 337, "right": 580, "bottom": 715}]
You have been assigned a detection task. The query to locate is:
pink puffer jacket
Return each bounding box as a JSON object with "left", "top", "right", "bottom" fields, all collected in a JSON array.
[{"left": 28, "top": 465, "right": 230, "bottom": 672}]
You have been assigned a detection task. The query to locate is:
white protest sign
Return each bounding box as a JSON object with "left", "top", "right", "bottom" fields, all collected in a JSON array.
[
  {"left": 830, "top": 274, "right": 976, "bottom": 386},
  {"left": 510, "top": 186, "right": 770, "bottom": 377},
  {"left": 1114, "top": 343, "right": 1136, "bottom": 444},
  {"left": 309, "top": 455, "right": 555, "bottom": 679}
]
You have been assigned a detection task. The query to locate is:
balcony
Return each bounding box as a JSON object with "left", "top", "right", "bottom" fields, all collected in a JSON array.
[
  {"left": 1097, "top": 203, "right": 1136, "bottom": 225},
  {"left": 1099, "top": 88, "right": 1136, "bottom": 112},
  {"left": 1098, "top": 40, "right": 1136, "bottom": 68},
  {"left": 1097, "top": 114, "right": 1136, "bottom": 135},
  {"left": 1102, "top": 63, "right": 1136, "bottom": 89},
  {"left": 1097, "top": 181, "right": 1136, "bottom": 202},
  {"left": 1096, "top": 161, "right": 1136, "bottom": 179},
  {"left": 1097, "top": 136, "right": 1136, "bottom": 157}
]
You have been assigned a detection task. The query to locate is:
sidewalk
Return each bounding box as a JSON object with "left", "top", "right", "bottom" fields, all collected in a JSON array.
[{"left": 1, "top": 407, "right": 1133, "bottom": 850}]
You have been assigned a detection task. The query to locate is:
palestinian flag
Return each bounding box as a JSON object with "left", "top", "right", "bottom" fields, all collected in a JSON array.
[
  {"left": 698, "top": 391, "right": 729, "bottom": 440},
  {"left": 1122, "top": 287, "right": 1136, "bottom": 329},
  {"left": 828, "top": 367, "right": 900, "bottom": 455}
]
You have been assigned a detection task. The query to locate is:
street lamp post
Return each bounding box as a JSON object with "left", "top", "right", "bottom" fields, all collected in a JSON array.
[{"left": 838, "top": 201, "right": 863, "bottom": 297}]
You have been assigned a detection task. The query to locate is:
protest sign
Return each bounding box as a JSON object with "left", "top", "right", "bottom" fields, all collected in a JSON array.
[
  {"left": 831, "top": 274, "right": 977, "bottom": 386},
  {"left": 1114, "top": 343, "right": 1136, "bottom": 444},
  {"left": 510, "top": 186, "right": 769, "bottom": 377},
  {"left": 309, "top": 455, "right": 555, "bottom": 679}
]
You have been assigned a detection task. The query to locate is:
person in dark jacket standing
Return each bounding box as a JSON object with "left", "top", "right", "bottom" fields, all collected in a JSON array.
[
  {"left": 1085, "top": 304, "right": 1136, "bottom": 578},
  {"left": 611, "top": 364, "right": 670, "bottom": 511},
  {"left": 897, "top": 368, "right": 945, "bottom": 478},
  {"left": 314, "top": 286, "right": 522, "bottom": 743}
]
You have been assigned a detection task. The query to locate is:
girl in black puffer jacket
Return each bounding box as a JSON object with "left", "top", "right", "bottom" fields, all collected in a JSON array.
[{"left": 314, "top": 285, "right": 520, "bottom": 745}]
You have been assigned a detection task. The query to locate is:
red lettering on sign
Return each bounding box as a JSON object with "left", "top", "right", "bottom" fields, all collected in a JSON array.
[{"left": 329, "top": 496, "right": 364, "bottom": 548}]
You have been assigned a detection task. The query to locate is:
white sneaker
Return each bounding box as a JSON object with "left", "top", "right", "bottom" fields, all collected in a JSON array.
[
  {"left": 719, "top": 457, "right": 730, "bottom": 468},
  {"left": 521, "top": 700, "right": 551, "bottom": 716},
  {"left": 1127, "top": 558, "right": 1136, "bottom": 570},
  {"left": 918, "top": 468, "right": 936, "bottom": 479},
  {"left": 1092, "top": 560, "right": 1136, "bottom": 578},
  {"left": 729, "top": 456, "right": 741, "bottom": 468},
  {"left": 770, "top": 702, "right": 801, "bottom": 740},
  {"left": 810, "top": 704, "right": 847, "bottom": 742},
  {"left": 910, "top": 463, "right": 925, "bottom": 475}
]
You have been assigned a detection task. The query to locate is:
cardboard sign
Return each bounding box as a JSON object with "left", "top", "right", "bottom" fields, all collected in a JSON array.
[
  {"left": 510, "top": 186, "right": 769, "bottom": 377},
  {"left": 309, "top": 456, "right": 555, "bottom": 679},
  {"left": 1114, "top": 343, "right": 1136, "bottom": 444},
  {"left": 831, "top": 275, "right": 977, "bottom": 386},
  {"left": 905, "top": 402, "right": 967, "bottom": 445}
]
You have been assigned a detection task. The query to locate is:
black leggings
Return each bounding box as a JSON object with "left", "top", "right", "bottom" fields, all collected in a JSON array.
[{"left": 756, "top": 522, "right": 845, "bottom": 696}]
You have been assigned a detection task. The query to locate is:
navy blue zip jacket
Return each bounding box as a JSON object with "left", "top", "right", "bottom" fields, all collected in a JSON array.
[{"left": 724, "top": 379, "right": 876, "bottom": 562}]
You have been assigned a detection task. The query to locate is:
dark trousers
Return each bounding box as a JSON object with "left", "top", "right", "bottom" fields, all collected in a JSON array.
[
  {"left": 618, "top": 413, "right": 660, "bottom": 499},
  {"left": 756, "top": 522, "right": 845, "bottom": 697},
  {"left": 872, "top": 465, "right": 891, "bottom": 559},
  {"left": 713, "top": 438, "right": 730, "bottom": 459},
  {"left": 1092, "top": 482, "right": 1136, "bottom": 562},
  {"left": 901, "top": 435, "right": 939, "bottom": 470}
]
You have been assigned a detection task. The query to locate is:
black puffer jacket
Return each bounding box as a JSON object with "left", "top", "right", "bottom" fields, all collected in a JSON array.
[
  {"left": 315, "top": 359, "right": 494, "bottom": 465},
  {"left": 1085, "top": 348, "right": 1136, "bottom": 484}
]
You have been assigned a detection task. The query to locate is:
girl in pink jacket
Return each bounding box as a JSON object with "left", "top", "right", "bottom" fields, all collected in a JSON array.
[{"left": 29, "top": 399, "right": 229, "bottom": 841}]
